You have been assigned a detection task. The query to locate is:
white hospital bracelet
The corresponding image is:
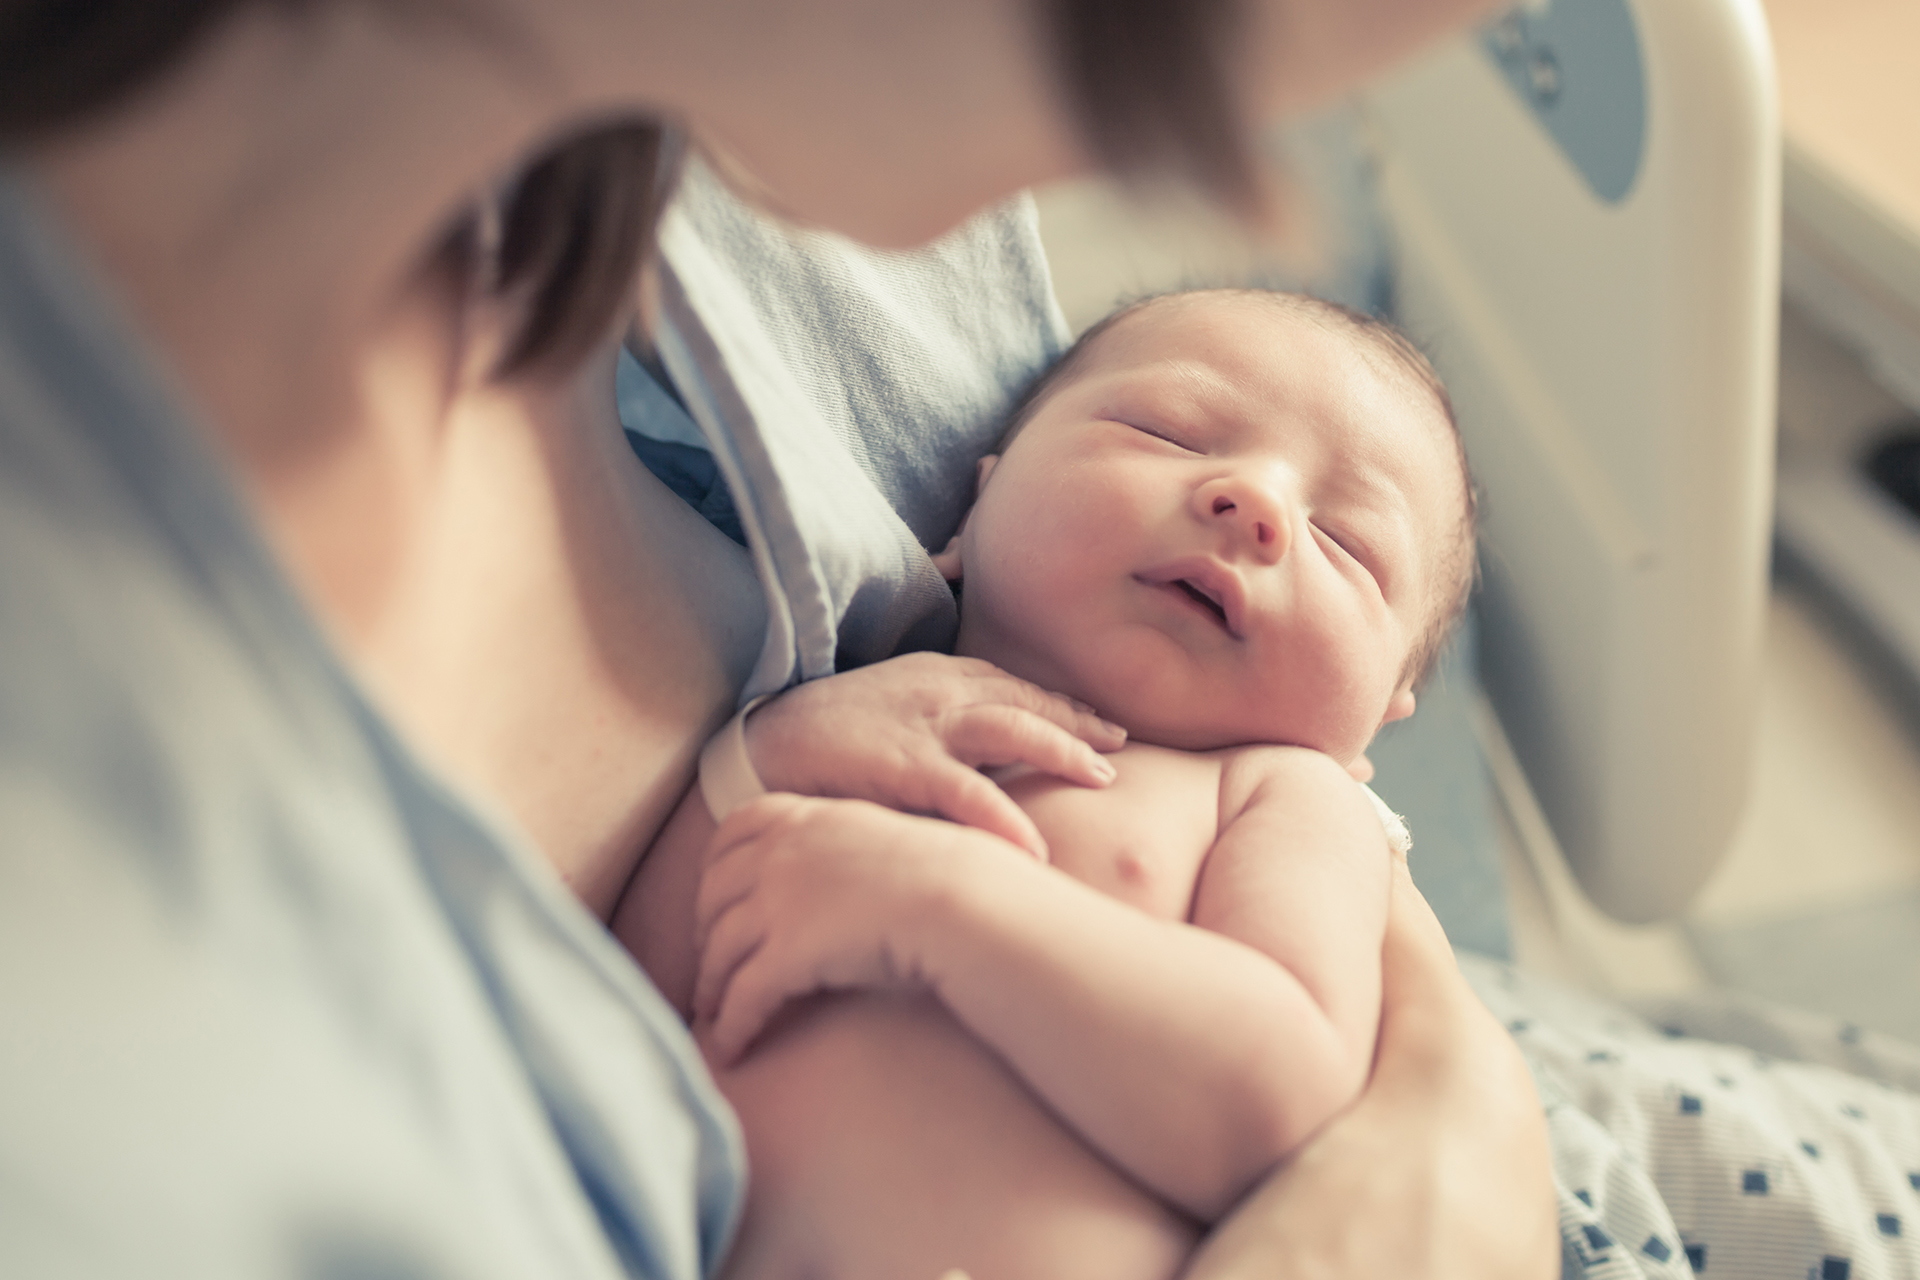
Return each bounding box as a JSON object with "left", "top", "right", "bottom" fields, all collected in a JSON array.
[
  {"left": 1361, "top": 783, "right": 1413, "bottom": 857},
  {"left": 699, "top": 694, "right": 773, "bottom": 822}
]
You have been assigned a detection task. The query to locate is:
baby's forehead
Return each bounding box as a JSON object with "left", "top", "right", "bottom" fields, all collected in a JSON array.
[
  {"left": 1078, "top": 293, "right": 1456, "bottom": 472},
  {"left": 1075, "top": 290, "right": 1302, "bottom": 368},
  {"left": 1076, "top": 292, "right": 1409, "bottom": 409}
]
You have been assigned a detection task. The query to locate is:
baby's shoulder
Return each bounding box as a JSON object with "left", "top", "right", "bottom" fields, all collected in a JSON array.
[
  {"left": 1214, "top": 742, "right": 1352, "bottom": 800},
  {"left": 1109, "top": 739, "right": 1236, "bottom": 785},
  {"left": 1214, "top": 745, "right": 1412, "bottom": 855},
  {"left": 1092, "top": 742, "right": 1354, "bottom": 824}
]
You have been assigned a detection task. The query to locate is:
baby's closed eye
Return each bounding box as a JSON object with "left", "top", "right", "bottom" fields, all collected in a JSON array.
[
  {"left": 1115, "top": 418, "right": 1202, "bottom": 453},
  {"left": 1312, "top": 521, "right": 1381, "bottom": 580}
]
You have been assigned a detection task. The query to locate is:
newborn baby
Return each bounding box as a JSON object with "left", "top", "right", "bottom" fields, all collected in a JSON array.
[{"left": 616, "top": 288, "right": 1476, "bottom": 1280}]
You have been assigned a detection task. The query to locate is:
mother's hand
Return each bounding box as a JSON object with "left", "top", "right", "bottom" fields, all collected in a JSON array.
[
  {"left": 1184, "top": 855, "right": 1560, "bottom": 1280},
  {"left": 740, "top": 653, "right": 1127, "bottom": 859}
]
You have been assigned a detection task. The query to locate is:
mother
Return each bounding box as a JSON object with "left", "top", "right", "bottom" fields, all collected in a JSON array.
[{"left": 0, "top": 1, "right": 1553, "bottom": 1276}]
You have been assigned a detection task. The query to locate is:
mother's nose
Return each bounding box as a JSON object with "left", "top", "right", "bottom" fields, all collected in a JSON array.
[{"left": 1195, "top": 473, "right": 1291, "bottom": 563}]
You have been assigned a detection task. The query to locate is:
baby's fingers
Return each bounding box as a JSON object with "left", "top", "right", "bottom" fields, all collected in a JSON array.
[
  {"left": 972, "top": 672, "right": 1128, "bottom": 753},
  {"left": 704, "top": 794, "right": 810, "bottom": 867},
  {"left": 945, "top": 704, "right": 1119, "bottom": 789},
  {"left": 692, "top": 903, "right": 764, "bottom": 1029},
  {"left": 916, "top": 760, "right": 1048, "bottom": 860},
  {"left": 694, "top": 825, "right": 771, "bottom": 945},
  {"left": 704, "top": 950, "right": 793, "bottom": 1065}
]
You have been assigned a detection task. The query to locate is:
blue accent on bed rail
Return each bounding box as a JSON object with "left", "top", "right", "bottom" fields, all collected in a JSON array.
[{"left": 1480, "top": 0, "right": 1647, "bottom": 204}]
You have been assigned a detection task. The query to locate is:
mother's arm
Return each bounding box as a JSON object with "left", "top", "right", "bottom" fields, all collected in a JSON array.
[{"left": 1184, "top": 854, "right": 1560, "bottom": 1279}]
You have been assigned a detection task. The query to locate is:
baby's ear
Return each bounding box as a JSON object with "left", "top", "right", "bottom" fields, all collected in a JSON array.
[
  {"left": 1379, "top": 685, "right": 1416, "bottom": 728},
  {"left": 932, "top": 455, "right": 1001, "bottom": 582}
]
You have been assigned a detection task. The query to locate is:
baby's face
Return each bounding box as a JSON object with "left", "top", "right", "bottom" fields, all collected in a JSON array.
[{"left": 949, "top": 294, "right": 1461, "bottom": 763}]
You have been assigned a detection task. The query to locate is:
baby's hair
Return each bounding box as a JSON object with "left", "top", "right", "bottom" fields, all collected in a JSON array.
[{"left": 1000, "top": 287, "right": 1478, "bottom": 691}]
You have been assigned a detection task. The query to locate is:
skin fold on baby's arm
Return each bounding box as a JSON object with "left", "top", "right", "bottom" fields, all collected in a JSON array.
[{"left": 643, "top": 717, "right": 1393, "bottom": 1221}]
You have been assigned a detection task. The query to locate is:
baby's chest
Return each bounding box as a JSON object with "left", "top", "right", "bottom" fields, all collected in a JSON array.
[{"left": 996, "top": 746, "right": 1223, "bottom": 921}]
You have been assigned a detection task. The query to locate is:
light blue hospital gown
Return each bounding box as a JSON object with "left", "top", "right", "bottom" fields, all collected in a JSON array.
[{"left": 0, "top": 167, "right": 742, "bottom": 1278}]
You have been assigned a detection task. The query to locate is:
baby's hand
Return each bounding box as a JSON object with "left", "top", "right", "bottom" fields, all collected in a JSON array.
[
  {"left": 692, "top": 793, "right": 1019, "bottom": 1063},
  {"left": 741, "top": 652, "right": 1125, "bottom": 860}
]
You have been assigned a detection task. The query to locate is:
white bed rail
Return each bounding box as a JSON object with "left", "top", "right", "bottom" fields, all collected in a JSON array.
[{"left": 1362, "top": 0, "right": 1780, "bottom": 923}]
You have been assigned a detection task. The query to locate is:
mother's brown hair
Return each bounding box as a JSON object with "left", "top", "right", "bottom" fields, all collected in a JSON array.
[{"left": 1, "top": 0, "right": 1258, "bottom": 375}]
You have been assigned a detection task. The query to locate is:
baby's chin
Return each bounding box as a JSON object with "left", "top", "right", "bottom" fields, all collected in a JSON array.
[
  {"left": 955, "top": 635, "right": 1365, "bottom": 763},
  {"left": 1109, "top": 709, "right": 1336, "bottom": 757},
  {"left": 1076, "top": 687, "right": 1358, "bottom": 761}
]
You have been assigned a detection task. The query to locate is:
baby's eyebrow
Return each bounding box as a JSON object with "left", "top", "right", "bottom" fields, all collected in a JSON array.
[
  {"left": 1174, "top": 364, "right": 1259, "bottom": 421},
  {"left": 1102, "top": 359, "right": 1243, "bottom": 416}
]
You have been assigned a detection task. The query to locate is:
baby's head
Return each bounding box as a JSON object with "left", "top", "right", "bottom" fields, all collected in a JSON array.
[{"left": 934, "top": 288, "right": 1475, "bottom": 766}]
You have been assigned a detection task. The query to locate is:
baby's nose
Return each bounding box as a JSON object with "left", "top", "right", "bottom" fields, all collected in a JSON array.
[{"left": 1201, "top": 475, "right": 1290, "bottom": 562}]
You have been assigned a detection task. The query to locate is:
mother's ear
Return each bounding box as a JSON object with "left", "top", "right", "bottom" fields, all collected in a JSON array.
[{"left": 931, "top": 454, "right": 1001, "bottom": 582}]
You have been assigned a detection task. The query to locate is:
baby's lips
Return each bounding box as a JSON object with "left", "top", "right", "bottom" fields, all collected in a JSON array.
[{"left": 1138, "top": 556, "right": 1248, "bottom": 639}]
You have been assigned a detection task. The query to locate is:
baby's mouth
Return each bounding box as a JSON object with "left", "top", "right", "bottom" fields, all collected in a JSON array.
[
  {"left": 1139, "top": 559, "right": 1245, "bottom": 638},
  {"left": 1175, "top": 578, "right": 1230, "bottom": 628}
]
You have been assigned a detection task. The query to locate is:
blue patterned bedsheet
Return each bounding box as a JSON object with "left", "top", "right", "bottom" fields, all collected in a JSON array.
[{"left": 1463, "top": 956, "right": 1920, "bottom": 1279}]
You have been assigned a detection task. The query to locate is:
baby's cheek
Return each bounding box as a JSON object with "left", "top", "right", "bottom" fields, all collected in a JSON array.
[{"left": 1273, "top": 622, "right": 1380, "bottom": 752}]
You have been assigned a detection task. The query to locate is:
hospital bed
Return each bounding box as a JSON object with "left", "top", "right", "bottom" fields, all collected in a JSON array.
[{"left": 1364, "top": 0, "right": 1778, "bottom": 928}]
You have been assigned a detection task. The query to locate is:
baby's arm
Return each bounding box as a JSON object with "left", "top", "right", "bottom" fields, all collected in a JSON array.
[
  {"left": 612, "top": 651, "right": 1124, "bottom": 1004},
  {"left": 695, "top": 747, "right": 1392, "bottom": 1221},
  {"left": 1188, "top": 746, "right": 1391, "bottom": 1103}
]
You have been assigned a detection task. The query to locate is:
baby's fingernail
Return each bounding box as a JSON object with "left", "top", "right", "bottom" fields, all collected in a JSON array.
[
  {"left": 1094, "top": 757, "right": 1118, "bottom": 782},
  {"left": 1099, "top": 718, "right": 1126, "bottom": 739}
]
